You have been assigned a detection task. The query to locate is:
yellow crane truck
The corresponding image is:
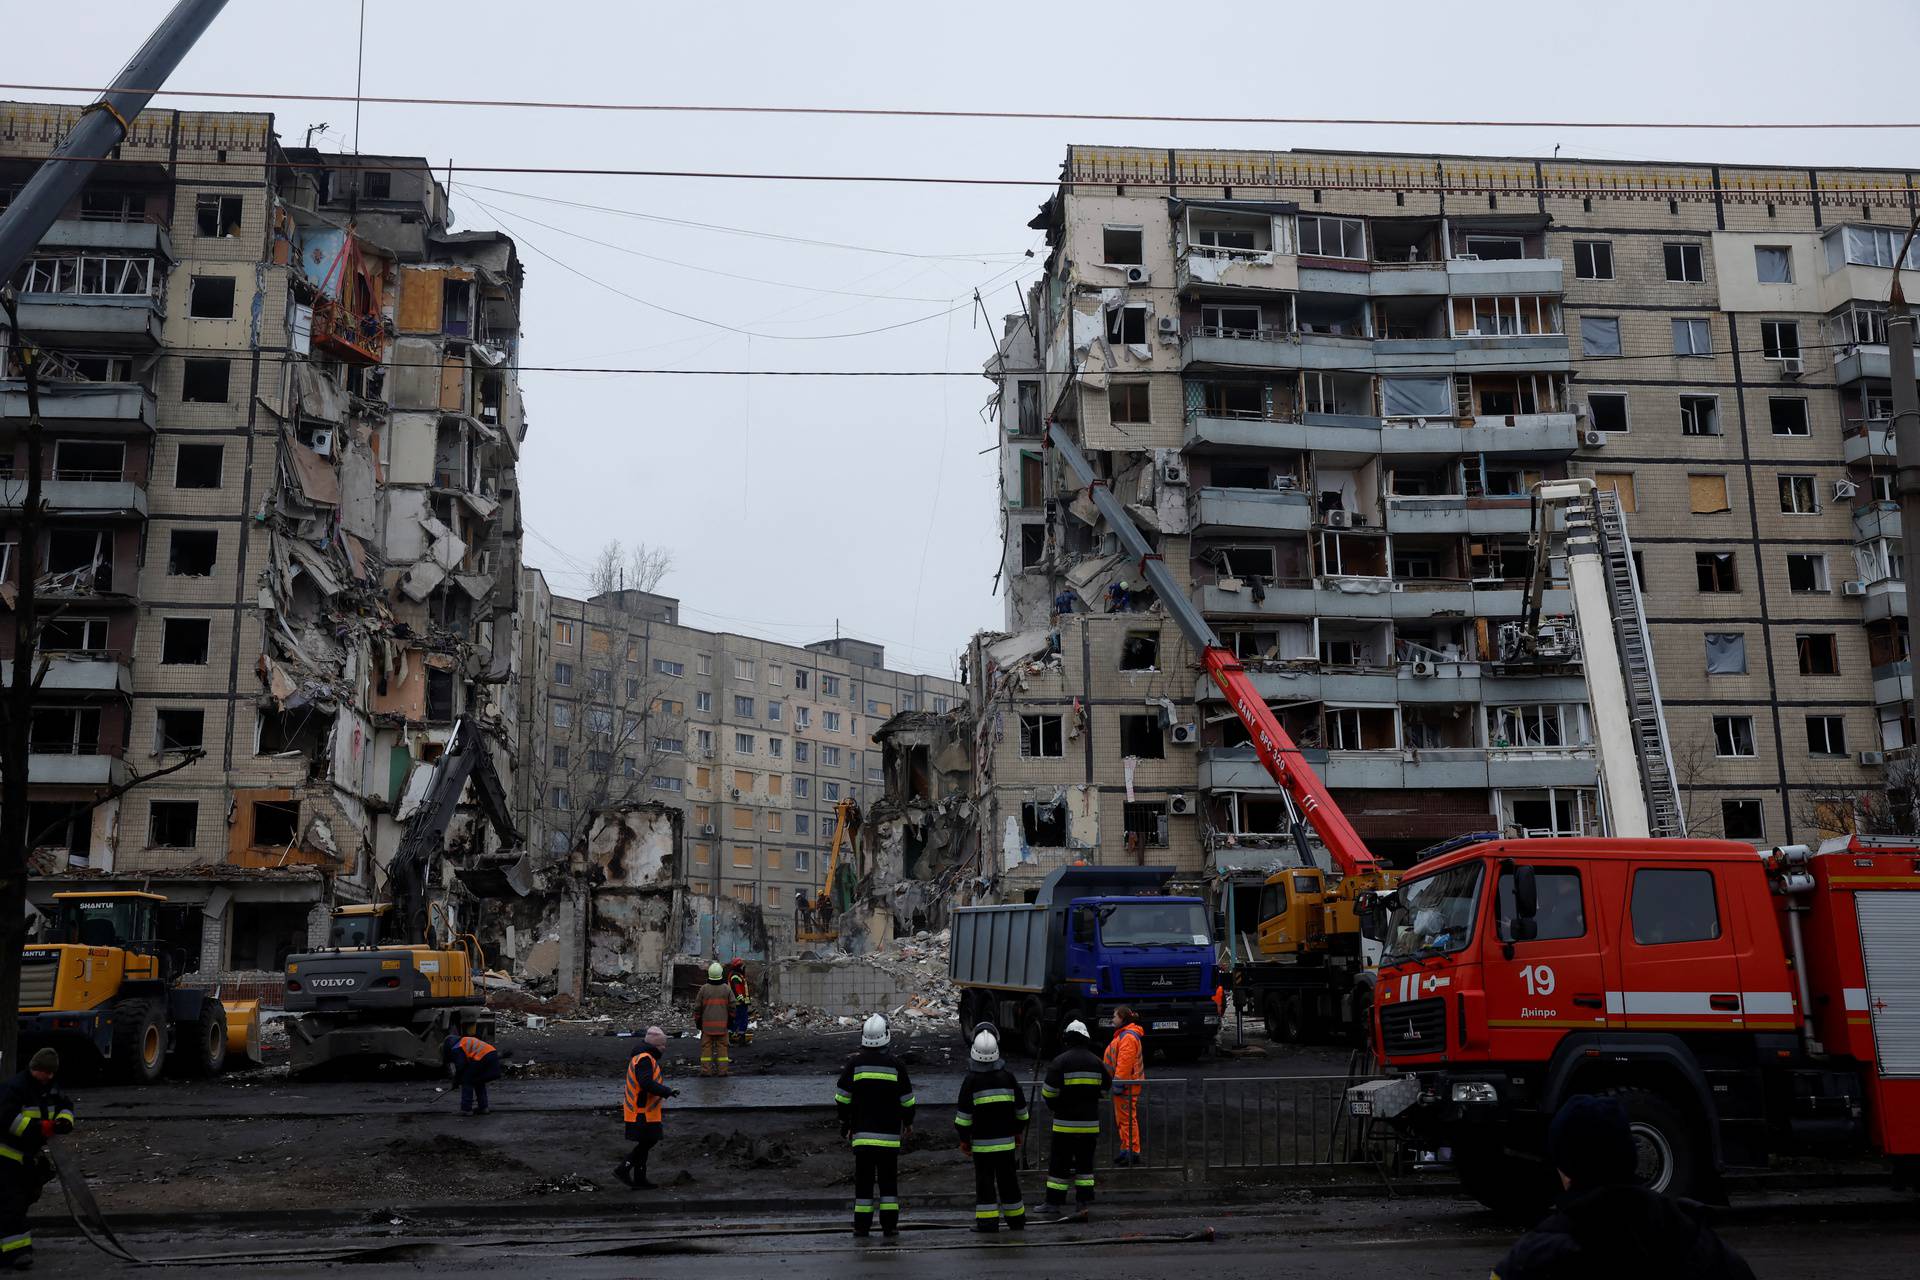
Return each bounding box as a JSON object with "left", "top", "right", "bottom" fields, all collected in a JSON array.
[{"left": 18, "top": 891, "right": 261, "bottom": 1082}]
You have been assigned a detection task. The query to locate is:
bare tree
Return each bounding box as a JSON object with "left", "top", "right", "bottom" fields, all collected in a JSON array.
[
  {"left": 1668, "top": 738, "right": 1723, "bottom": 838},
  {"left": 589, "top": 540, "right": 674, "bottom": 597},
  {"left": 1795, "top": 756, "right": 1920, "bottom": 840},
  {"left": 530, "top": 661, "right": 679, "bottom": 855}
]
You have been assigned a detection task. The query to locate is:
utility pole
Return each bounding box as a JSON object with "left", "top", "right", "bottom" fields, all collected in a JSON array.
[
  {"left": 0, "top": 0, "right": 231, "bottom": 1073},
  {"left": 1887, "top": 213, "right": 1920, "bottom": 765}
]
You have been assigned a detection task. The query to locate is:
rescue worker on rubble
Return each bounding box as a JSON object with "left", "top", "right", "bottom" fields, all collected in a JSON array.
[
  {"left": 794, "top": 888, "right": 815, "bottom": 934},
  {"left": 441, "top": 1027, "right": 504, "bottom": 1115},
  {"left": 1491, "top": 1095, "right": 1754, "bottom": 1280},
  {"left": 614, "top": 1026, "right": 679, "bottom": 1190},
  {"left": 834, "top": 1014, "right": 915, "bottom": 1239},
  {"left": 1040, "top": 1019, "right": 1111, "bottom": 1216},
  {"left": 696, "top": 962, "right": 733, "bottom": 1076},
  {"left": 1103, "top": 1006, "right": 1146, "bottom": 1165},
  {"left": 726, "top": 957, "right": 753, "bottom": 1046},
  {"left": 0, "top": 1048, "right": 74, "bottom": 1270},
  {"left": 955, "top": 1030, "right": 1028, "bottom": 1233}
]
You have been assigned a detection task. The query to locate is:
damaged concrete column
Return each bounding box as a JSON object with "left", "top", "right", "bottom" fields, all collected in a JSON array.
[{"left": 554, "top": 876, "right": 589, "bottom": 1003}]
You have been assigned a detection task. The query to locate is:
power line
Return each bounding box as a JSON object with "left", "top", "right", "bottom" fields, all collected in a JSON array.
[{"left": 6, "top": 81, "right": 1919, "bottom": 132}]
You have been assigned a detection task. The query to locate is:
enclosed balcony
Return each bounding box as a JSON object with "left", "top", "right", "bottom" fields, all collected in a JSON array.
[{"left": 0, "top": 380, "right": 156, "bottom": 436}]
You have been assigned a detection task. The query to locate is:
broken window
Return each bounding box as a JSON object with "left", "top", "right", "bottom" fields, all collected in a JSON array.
[
  {"left": 1297, "top": 215, "right": 1365, "bottom": 260},
  {"left": 46, "top": 527, "right": 113, "bottom": 591},
  {"left": 1015, "top": 380, "right": 1042, "bottom": 435},
  {"left": 1019, "top": 523, "right": 1046, "bottom": 570},
  {"left": 553, "top": 662, "right": 573, "bottom": 687},
  {"left": 1672, "top": 318, "right": 1712, "bottom": 356},
  {"left": 194, "top": 194, "right": 243, "bottom": 238},
  {"left": 794, "top": 669, "right": 810, "bottom": 691},
  {"left": 1120, "top": 631, "right": 1159, "bottom": 671},
  {"left": 1124, "top": 802, "right": 1169, "bottom": 849},
  {"left": 1105, "top": 305, "right": 1148, "bottom": 346},
  {"left": 1200, "top": 303, "right": 1263, "bottom": 337},
  {"left": 1302, "top": 370, "right": 1371, "bottom": 416},
  {"left": 1019, "top": 714, "right": 1064, "bottom": 759},
  {"left": 1721, "top": 799, "right": 1765, "bottom": 841},
  {"left": 1326, "top": 706, "right": 1397, "bottom": 751},
  {"left": 1573, "top": 240, "right": 1613, "bottom": 279},
  {"left": 171, "top": 443, "right": 221, "bottom": 487},
  {"left": 1705, "top": 633, "right": 1747, "bottom": 675},
  {"left": 1769, "top": 397, "right": 1810, "bottom": 436},
  {"left": 1586, "top": 393, "right": 1628, "bottom": 432},
  {"left": 229, "top": 902, "right": 312, "bottom": 972},
  {"left": 29, "top": 706, "right": 100, "bottom": 755},
  {"left": 1797, "top": 633, "right": 1840, "bottom": 676},
  {"left": 189, "top": 275, "right": 236, "bottom": 319},
  {"left": 1787, "top": 554, "right": 1828, "bottom": 593},
  {"left": 1713, "top": 715, "right": 1758, "bottom": 758},
  {"left": 1689, "top": 474, "right": 1730, "bottom": 515},
  {"left": 1779, "top": 474, "right": 1818, "bottom": 515},
  {"left": 148, "top": 801, "right": 198, "bottom": 848},
  {"left": 549, "top": 786, "right": 571, "bottom": 811},
  {"left": 1664, "top": 242, "right": 1705, "bottom": 282},
  {"left": 1680, "top": 395, "right": 1720, "bottom": 436},
  {"left": 167, "top": 528, "right": 217, "bottom": 576},
  {"left": 1695, "top": 551, "right": 1739, "bottom": 593},
  {"left": 1212, "top": 547, "right": 1276, "bottom": 580},
  {"left": 1022, "top": 800, "right": 1067, "bottom": 846},
  {"left": 1119, "top": 714, "right": 1165, "bottom": 759},
  {"left": 155, "top": 707, "right": 204, "bottom": 753},
  {"left": 1102, "top": 226, "right": 1144, "bottom": 265},
  {"left": 251, "top": 799, "right": 300, "bottom": 848},
  {"left": 551, "top": 702, "right": 572, "bottom": 729},
  {"left": 1755, "top": 245, "right": 1793, "bottom": 284},
  {"left": 161, "top": 617, "right": 211, "bottom": 665},
  {"left": 426, "top": 668, "right": 454, "bottom": 721},
  {"left": 182, "top": 358, "right": 230, "bottom": 403},
  {"left": 442, "top": 278, "right": 471, "bottom": 336},
  {"left": 735, "top": 695, "right": 755, "bottom": 717},
  {"left": 53, "top": 439, "right": 124, "bottom": 480},
  {"left": 1580, "top": 317, "right": 1621, "bottom": 357},
  {"left": 40, "top": 616, "right": 108, "bottom": 652},
  {"left": 588, "top": 668, "right": 611, "bottom": 693},
  {"left": 1761, "top": 320, "right": 1801, "bottom": 362},
  {"left": 1108, "top": 382, "right": 1150, "bottom": 425},
  {"left": 1808, "top": 715, "right": 1848, "bottom": 756}
]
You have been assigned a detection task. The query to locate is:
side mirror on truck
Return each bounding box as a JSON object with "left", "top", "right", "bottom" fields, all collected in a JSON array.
[{"left": 1499, "top": 860, "right": 1539, "bottom": 946}]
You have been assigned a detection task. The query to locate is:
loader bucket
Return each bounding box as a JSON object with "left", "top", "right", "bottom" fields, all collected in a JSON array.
[{"left": 221, "top": 998, "right": 264, "bottom": 1066}]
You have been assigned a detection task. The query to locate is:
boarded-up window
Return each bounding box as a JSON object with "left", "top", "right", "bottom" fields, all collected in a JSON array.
[
  {"left": 1688, "top": 473, "right": 1730, "bottom": 514},
  {"left": 1019, "top": 450, "right": 1043, "bottom": 507},
  {"left": 398, "top": 268, "right": 446, "bottom": 333},
  {"left": 1594, "top": 473, "right": 1636, "bottom": 513},
  {"left": 1704, "top": 632, "right": 1746, "bottom": 675},
  {"left": 439, "top": 355, "right": 465, "bottom": 412}
]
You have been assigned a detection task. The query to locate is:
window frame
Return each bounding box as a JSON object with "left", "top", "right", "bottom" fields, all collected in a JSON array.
[
  {"left": 1712, "top": 714, "right": 1758, "bottom": 758},
  {"left": 1571, "top": 240, "right": 1614, "bottom": 280},
  {"left": 1663, "top": 242, "right": 1705, "bottom": 283}
]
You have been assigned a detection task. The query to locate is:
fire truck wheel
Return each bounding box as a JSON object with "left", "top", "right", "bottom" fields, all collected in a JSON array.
[{"left": 1606, "top": 1086, "right": 1698, "bottom": 1198}]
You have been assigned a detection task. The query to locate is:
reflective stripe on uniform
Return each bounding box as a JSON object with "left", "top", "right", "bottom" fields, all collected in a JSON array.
[
  {"left": 51, "top": 1110, "right": 73, "bottom": 1126},
  {"left": 1074, "top": 1176, "right": 1095, "bottom": 1187},
  {"left": 1046, "top": 1177, "right": 1070, "bottom": 1192},
  {"left": 1064, "top": 1073, "right": 1104, "bottom": 1086},
  {"left": 850, "top": 1132, "right": 902, "bottom": 1148},
  {"left": 851, "top": 1068, "right": 899, "bottom": 1081},
  {"left": 853, "top": 1199, "right": 873, "bottom": 1214},
  {"left": 954, "top": 1112, "right": 972, "bottom": 1127},
  {"left": 6, "top": 1114, "right": 31, "bottom": 1137},
  {"left": 833, "top": 1092, "right": 853, "bottom": 1105},
  {"left": 1040, "top": 1085, "right": 1060, "bottom": 1099},
  {"left": 971, "top": 1139, "right": 1016, "bottom": 1153},
  {"left": 1052, "top": 1121, "right": 1099, "bottom": 1134},
  {"left": 1002, "top": 1202, "right": 1025, "bottom": 1217},
  {"left": 969, "top": 1089, "right": 1015, "bottom": 1104},
  {"left": 878, "top": 1201, "right": 900, "bottom": 1212},
  {"left": 900, "top": 1095, "right": 916, "bottom": 1108},
  {"left": 975, "top": 1205, "right": 1001, "bottom": 1219},
  {"left": 0, "top": 1145, "right": 22, "bottom": 1164},
  {"left": 0, "top": 1233, "right": 29, "bottom": 1252}
]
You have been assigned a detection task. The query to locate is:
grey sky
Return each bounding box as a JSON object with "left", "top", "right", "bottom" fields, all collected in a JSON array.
[{"left": 21, "top": 0, "right": 1920, "bottom": 674}]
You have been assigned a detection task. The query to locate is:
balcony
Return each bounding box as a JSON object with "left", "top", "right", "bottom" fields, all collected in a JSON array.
[
  {"left": 1446, "top": 257, "right": 1564, "bottom": 297},
  {"left": 1844, "top": 421, "right": 1894, "bottom": 467},
  {"left": 1191, "top": 486, "right": 1313, "bottom": 536},
  {"left": 26, "top": 751, "right": 130, "bottom": 788},
  {"left": 1383, "top": 414, "right": 1579, "bottom": 458},
  {"left": 1194, "top": 743, "right": 1595, "bottom": 792},
  {"left": 37, "top": 218, "right": 175, "bottom": 261},
  {"left": 1196, "top": 581, "right": 1568, "bottom": 620},
  {"left": 1303, "top": 263, "right": 1449, "bottom": 298},
  {"left": 1873, "top": 660, "right": 1913, "bottom": 709},
  {"left": 1199, "top": 744, "right": 1329, "bottom": 792},
  {"left": 1385, "top": 496, "right": 1537, "bottom": 536},
  {"left": 1176, "top": 246, "right": 1297, "bottom": 294},
  {"left": 1185, "top": 413, "right": 1382, "bottom": 456},
  {"left": 0, "top": 477, "right": 147, "bottom": 519},
  {"left": 0, "top": 381, "right": 156, "bottom": 435},
  {"left": 1833, "top": 346, "right": 1888, "bottom": 385},
  {"left": 1180, "top": 328, "right": 1569, "bottom": 376},
  {"left": 1853, "top": 502, "right": 1902, "bottom": 544},
  {"left": 1485, "top": 748, "right": 1600, "bottom": 789},
  {"left": 0, "top": 657, "right": 131, "bottom": 696},
  {"left": 1864, "top": 578, "right": 1906, "bottom": 623},
  {"left": 13, "top": 294, "right": 164, "bottom": 350}
]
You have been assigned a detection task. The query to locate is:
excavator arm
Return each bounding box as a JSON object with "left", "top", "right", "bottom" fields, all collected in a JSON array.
[
  {"left": 388, "top": 718, "right": 524, "bottom": 943},
  {"left": 1048, "top": 426, "right": 1379, "bottom": 878}
]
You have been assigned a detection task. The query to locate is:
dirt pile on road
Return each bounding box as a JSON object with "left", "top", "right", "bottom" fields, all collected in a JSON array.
[{"left": 766, "top": 929, "right": 958, "bottom": 1031}]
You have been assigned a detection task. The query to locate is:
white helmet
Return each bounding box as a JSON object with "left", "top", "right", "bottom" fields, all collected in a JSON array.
[
  {"left": 970, "top": 1030, "right": 1002, "bottom": 1067},
  {"left": 1064, "top": 1019, "right": 1090, "bottom": 1041},
  {"left": 862, "top": 1014, "right": 891, "bottom": 1047}
]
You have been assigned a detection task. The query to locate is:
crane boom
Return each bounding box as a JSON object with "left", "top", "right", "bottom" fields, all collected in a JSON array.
[{"left": 1047, "top": 424, "right": 1380, "bottom": 877}]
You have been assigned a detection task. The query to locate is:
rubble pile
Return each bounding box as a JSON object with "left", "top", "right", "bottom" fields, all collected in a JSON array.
[{"left": 767, "top": 929, "right": 958, "bottom": 1030}]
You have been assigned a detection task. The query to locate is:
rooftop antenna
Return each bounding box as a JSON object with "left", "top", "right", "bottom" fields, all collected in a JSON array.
[{"left": 305, "top": 122, "right": 331, "bottom": 148}]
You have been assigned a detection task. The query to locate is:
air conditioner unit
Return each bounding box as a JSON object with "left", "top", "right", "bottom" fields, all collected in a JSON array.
[
  {"left": 700, "top": 823, "right": 716, "bottom": 837},
  {"left": 303, "top": 427, "right": 335, "bottom": 456},
  {"left": 1161, "top": 462, "right": 1187, "bottom": 485},
  {"left": 1325, "top": 509, "right": 1351, "bottom": 528},
  {"left": 1860, "top": 750, "right": 1888, "bottom": 766},
  {"left": 1583, "top": 429, "right": 1608, "bottom": 447},
  {"left": 1454, "top": 253, "right": 1481, "bottom": 262},
  {"left": 1410, "top": 658, "right": 1438, "bottom": 677},
  {"left": 1124, "top": 265, "right": 1150, "bottom": 285},
  {"left": 1779, "top": 357, "right": 1804, "bottom": 377},
  {"left": 1271, "top": 475, "right": 1298, "bottom": 491},
  {"left": 730, "top": 788, "right": 743, "bottom": 800},
  {"left": 1349, "top": 512, "right": 1370, "bottom": 527},
  {"left": 1167, "top": 793, "right": 1193, "bottom": 815},
  {"left": 1843, "top": 579, "right": 1869, "bottom": 596},
  {"left": 1156, "top": 315, "right": 1179, "bottom": 336},
  {"left": 1389, "top": 581, "right": 1408, "bottom": 593},
  {"left": 1170, "top": 723, "right": 1199, "bottom": 745},
  {"left": 1834, "top": 478, "right": 1859, "bottom": 500}
]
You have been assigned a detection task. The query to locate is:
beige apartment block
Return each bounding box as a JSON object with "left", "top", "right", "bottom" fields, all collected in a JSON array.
[
  {"left": 986, "top": 146, "right": 1914, "bottom": 869},
  {"left": 2, "top": 103, "right": 528, "bottom": 977},
  {"left": 516, "top": 576, "right": 964, "bottom": 940}
]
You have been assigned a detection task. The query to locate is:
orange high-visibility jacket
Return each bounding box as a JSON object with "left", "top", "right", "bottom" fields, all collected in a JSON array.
[
  {"left": 624, "top": 1049, "right": 668, "bottom": 1124},
  {"left": 455, "top": 1035, "right": 496, "bottom": 1061},
  {"left": 1103, "top": 1023, "right": 1145, "bottom": 1096},
  {"left": 697, "top": 982, "right": 733, "bottom": 1034}
]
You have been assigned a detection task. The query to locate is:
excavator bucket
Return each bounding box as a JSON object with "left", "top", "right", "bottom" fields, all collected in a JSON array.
[
  {"left": 220, "top": 998, "right": 264, "bottom": 1066},
  {"left": 454, "top": 849, "right": 533, "bottom": 898}
]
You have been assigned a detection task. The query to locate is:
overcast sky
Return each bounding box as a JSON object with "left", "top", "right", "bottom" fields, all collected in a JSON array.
[{"left": 21, "top": 0, "right": 1920, "bottom": 674}]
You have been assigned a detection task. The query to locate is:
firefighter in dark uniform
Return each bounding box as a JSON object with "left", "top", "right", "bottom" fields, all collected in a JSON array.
[
  {"left": 834, "top": 1014, "right": 915, "bottom": 1238},
  {"left": 0, "top": 1048, "right": 75, "bottom": 1270},
  {"left": 955, "top": 1029, "right": 1028, "bottom": 1233},
  {"left": 1040, "top": 1018, "right": 1111, "bottom": 1215}
]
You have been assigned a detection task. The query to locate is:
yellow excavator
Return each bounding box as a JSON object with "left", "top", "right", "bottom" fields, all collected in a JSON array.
[
  {"left": 796, "top": 798, "right": 860, "bottom": 944},
  {"left": 282, "top": 718, "right": 517, "bottom": 1072},
  {"left": 18, "top": 891, "right": 262, "bottom": 1082}
]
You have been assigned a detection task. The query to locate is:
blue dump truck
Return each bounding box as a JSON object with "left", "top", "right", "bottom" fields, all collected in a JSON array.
[{"left": 949, "top": 865, "right": 1219, "bottom": 1059}]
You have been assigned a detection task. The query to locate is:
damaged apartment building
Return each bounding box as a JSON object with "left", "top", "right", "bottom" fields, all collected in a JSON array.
[
  {"left": 985, "top": 144, "right": 1918, "bottom": 880},
  {"left": 1, "top": 103, "right": 528, "bottom": 978}
]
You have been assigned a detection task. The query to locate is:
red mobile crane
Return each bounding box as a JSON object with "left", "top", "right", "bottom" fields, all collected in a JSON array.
[{"left": 1055, "top": 426, "right": 1920, "bottom": 1215}]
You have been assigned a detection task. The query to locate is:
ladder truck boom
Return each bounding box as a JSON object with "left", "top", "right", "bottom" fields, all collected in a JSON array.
[{"left": 1047, "top": 424, "right": 1379, "bottom": 877}]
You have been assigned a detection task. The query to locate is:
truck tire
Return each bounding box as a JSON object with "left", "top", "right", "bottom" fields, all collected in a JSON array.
[
  {"left": 1018, "top": 997, "right": 1046, "bottom": 1059},
  {"left": 170, "top": 1001, "right": 227, "bottom": 1078},
  {"left": 1605, "top": 1086, "right": 1700, "bottom": 1199},
  {"left": 111, "top": 998, "right": 167, "bottom": 1085},
  {"left": 1261, "top": 991, "right": 1290, "bottom": 1043},
  {"left": 1454, "top": 1142, "right": 1556, "bottom": 1224}
]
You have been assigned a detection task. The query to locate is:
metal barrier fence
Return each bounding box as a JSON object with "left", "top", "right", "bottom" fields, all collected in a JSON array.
[
  {"left": 1091, "top": 1076, "right": 1189, "bottom": 1177},
  {"left": 1198, "top": 1075, "right": 1385, "bottom": 1171}
]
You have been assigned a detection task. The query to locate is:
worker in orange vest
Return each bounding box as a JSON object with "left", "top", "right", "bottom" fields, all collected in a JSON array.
[
  {"left": 1101, "top": 1007, "right": 1146, "bottom": 1165},
  {"left": 727, "top": 957, "right": 753, "bottom": 1046},
  {"left": 614, "top": 1026, "right": 678, "bottom": 1190},
  {"left": 696, "top": 962, "right": 733, "bottom": 1076},
  {"left": 441, "top": 1028, "right": 504, "bottom": 1115}
]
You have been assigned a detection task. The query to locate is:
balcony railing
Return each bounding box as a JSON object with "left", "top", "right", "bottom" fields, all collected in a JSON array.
[{"left": 49, "top": 468, "right": 124, "bottom": 483}]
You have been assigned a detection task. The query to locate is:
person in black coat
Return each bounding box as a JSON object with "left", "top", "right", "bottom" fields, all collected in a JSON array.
[
  {"left": 0, "top": 1048, "right": 76, "bottom": 1271},
  {"left": 1492, "top": 1094, "right": 1755, "bottom": 1280}
]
